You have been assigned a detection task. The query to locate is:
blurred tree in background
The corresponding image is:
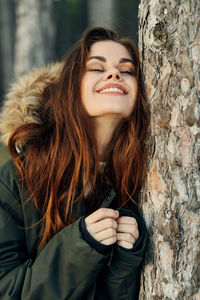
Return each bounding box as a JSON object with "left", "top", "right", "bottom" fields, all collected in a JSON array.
[
  {"left": 0, "top": 0, "right": 15, "bottom": 96},
  {"left": 54, "top": 0, "right": 88, "bottom": 59},
  {"left": 14, "top": 0, "right": 55, "bottom": 77}
]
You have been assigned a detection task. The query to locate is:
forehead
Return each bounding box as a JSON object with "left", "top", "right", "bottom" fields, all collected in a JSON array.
[{"left": 88, "top": 40, "right": 132, "bottom": 61}]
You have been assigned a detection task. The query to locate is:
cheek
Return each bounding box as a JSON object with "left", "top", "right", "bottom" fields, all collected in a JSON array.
[
  {"left": 129, "top": 82, "right": 138, "bottom": 110},
  {"left": 81, "top": 76, "right": 93, "bottom": 100},
  {"left": 81, "top": 77, "right": 88, "bottom": 104},
  {"left": 81, "top": 77, "right": 96, "bottom": 114},
  {"left": 130, "top": 80, "right": 138, "bottom": 100},
  {"left": 131, "top": 79, "right": 138, "bottom": 93}
]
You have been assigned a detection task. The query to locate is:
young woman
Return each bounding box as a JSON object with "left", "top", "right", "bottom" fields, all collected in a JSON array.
[{"left": 0, "top": 27, "right": 149, "bottom": 299}]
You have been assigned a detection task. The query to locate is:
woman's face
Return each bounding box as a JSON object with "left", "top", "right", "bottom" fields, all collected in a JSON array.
[{"left": 81, "top": 40, "right": 138, "bottom": 119}]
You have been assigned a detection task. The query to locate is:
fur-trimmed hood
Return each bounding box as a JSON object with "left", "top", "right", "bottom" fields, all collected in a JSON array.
[{"left": 0, "top": 62, "right": 63, "bottom": 146}]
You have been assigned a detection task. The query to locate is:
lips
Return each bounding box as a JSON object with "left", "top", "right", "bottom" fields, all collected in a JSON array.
[{"left": 96, "top": 84, "right": 128, "bottom": 95}]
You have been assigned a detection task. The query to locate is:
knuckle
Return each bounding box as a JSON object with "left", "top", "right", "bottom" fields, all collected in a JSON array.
[
  {"left": 112, "top": 236, "right": 116, "bottom": 243},
  {"left": 109, "top": 228, "right": 115, "bottom": 236},
  {"left": 85, "top": 222, "right": 89, "bottom": 230},
  {"left": 128, "top": 233, "right": 132, "bottom": 242},
  {"left": 111, "top": 219, "right": 117, "bottom": 228},
  {"left": 107, "top": 219, "right": 116, "bottom": 228},
  {"left": 113, "top": 220, "right": 117, "bottom": 228},
  {"left": 99, "top": 208, "right": 106, "bottom": 216},
  {"left": 86, "top": 224, "right": 92, "bottom": 233},
  {"left": 132, "top": 219, "right": 138, "bottom": 226},
  {"left": 108, "top": 228, "right": 112, "bottom": 235},
  {"left": 85, "top": 216, "right": 90, "bottom": 224},
  {"left": 108, "top": 219, "right": 113, "bottom": 227},
  {"left": 135, "top": 232, "right": 139, "bottom": 239},
  {"left": 131, "top": 227, "right": 136, "bottom": 235},
  {"left": 117, "top": 223, "right": 122, "bottom": 230}
]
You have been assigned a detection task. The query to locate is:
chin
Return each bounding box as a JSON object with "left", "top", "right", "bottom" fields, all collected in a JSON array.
[{"left": 92, "top": 110, "right": 130, "bottom": 118}]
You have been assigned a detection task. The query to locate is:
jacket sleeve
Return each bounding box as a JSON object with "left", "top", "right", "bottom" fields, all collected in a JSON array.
[
  {"left": 93, "top": 208, "right": 149, "bottom": 300},
  {"left": 0, "top": 181, "right": 109, "bottom": 300}
]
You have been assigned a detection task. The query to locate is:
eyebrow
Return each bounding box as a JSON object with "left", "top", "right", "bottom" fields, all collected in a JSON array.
[{"left": 88, "top": 56, "right": 134, "bottom": 64}]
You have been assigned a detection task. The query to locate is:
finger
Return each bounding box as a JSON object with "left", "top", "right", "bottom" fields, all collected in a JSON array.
[
  {"left": 116, "top": 232, "right": 135, "bottom": 245},
  {"left": 85, "top": 208, "right": 119, "bottom": 224},
  {"left": 117, "top": 224, "right": 139, "bottom": 240},
  {"left": 95, "top": 227, "right": 116, "bottom": 242},
  {"left": 117, "top": 240, "right": 133, "bottom": 249},
  {"left": 101, "top": 236, "right": 117, "bottom": 245},
  {"left": 117, "top": 216, "right": 138, "bottom": 226},
  {"left": 87, "top": 218, "right": 117, "bottom": 235}
]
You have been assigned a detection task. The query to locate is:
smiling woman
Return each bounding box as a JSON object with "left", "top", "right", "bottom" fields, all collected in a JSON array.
[
  {"left": 0, "top": 27, "right": 149, "bottom": 300},
  {"left": 82, "top": 40, "right": 139, "bottom": 160},
  {"left": 82, "top": 41, "right": 138, "bottom": 117}
]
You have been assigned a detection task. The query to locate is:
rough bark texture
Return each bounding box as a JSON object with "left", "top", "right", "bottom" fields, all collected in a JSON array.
[
  {"left": 138, "top": 1, "right": 200, "bottom": 299},
  {"left": 14, "top": 0, "right": 55, "bottom": 77}
]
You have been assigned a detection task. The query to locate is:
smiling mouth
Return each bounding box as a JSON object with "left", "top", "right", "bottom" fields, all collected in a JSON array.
[
  {"left": 96, "top": 84, "right": 128, "bottom": 95},
  {"left": 98, "top": 87, "right": 125, "bottom": 94}
]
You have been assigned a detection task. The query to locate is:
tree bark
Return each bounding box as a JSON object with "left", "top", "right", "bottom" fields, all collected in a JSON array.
[
  {"left": 138, "top": 1, "right": 200, "bottom": 299},
  {"left": 14, "top": 0, "right": 55, "bottom": 77}
]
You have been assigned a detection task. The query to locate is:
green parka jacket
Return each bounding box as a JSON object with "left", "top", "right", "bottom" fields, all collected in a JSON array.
[{"left": 0, "top": 63, "right": 148, "bottom": 300}]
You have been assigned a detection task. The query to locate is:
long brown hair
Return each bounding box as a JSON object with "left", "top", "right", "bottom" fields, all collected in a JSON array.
[{"left": 9, "top": 27, "right": 149, "bottom": 248}]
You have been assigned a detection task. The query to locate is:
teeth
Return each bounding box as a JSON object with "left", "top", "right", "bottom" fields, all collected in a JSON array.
[{"left": 99, "top": 87, "right": 124, "bottom": 94}]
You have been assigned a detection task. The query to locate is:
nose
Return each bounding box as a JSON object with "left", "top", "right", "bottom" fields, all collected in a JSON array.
[{"left": 104, "top": 69, "right": 122, "bottom": 81}]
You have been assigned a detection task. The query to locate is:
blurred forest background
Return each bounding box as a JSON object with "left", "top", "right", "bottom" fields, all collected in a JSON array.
[{"left": 0, "top": 0, "right": 139, "bottom": 165}]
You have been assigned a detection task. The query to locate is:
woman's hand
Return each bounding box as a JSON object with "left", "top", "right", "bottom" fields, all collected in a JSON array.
[
  {"left": 85, "top": 208, "right": 119, "bottom": 245},
  {"left": 116, "top": 216, "right": 139, "bottom": 249}
]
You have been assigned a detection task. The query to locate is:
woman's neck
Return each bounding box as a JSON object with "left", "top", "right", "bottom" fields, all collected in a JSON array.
[{"left": 94, "top": 116, "right": 121, "bottom": 160}]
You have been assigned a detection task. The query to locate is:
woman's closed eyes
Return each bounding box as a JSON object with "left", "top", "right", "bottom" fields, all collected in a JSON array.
[
  {"left": 120, "top": 70, "right": 135, "bottom": 76},
  {"left": 87, "top": 66, "right": 135, "bottom": 76}
]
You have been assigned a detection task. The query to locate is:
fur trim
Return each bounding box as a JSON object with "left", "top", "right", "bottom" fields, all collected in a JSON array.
[{"left": 0, "top": 62, "right": 63, "bottom": 146}]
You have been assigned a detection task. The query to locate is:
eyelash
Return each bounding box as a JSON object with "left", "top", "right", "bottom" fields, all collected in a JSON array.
[
  {"left": 120, "top": 71, "right": 135, "bottom": 76},
  {"left": 89, "top": 69, "right": 104, "bottom": 72},
  {"left": 89, "top": 69, "right": 135, "bottom": 76}
]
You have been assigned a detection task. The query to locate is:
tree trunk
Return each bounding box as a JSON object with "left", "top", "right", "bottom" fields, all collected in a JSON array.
[
  {"left": 115, "top": 0, "right": 140, "bottom": 43},
  {"left": 0, "top": 0, "right": 15, "bottom": 95},
  {"left": 138, "top": 1, "right": 200, "bottom": 299},
  {"left": 14, "top": 0, "right": 55, "bottom": 77}
]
